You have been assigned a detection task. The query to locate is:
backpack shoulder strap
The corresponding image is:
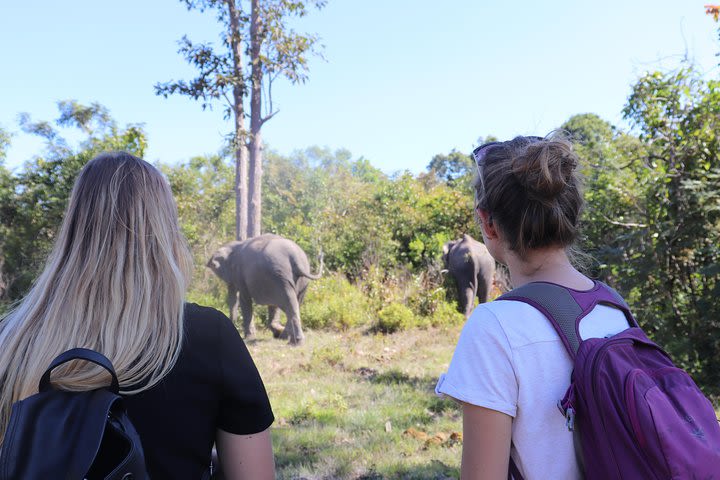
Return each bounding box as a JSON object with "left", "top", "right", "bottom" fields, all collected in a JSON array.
[{"left": 497, "top": 281, "right": 636, "bottom": 358}]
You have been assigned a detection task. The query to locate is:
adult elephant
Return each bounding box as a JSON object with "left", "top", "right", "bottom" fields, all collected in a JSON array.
[
  {"left": 442, "top": 234, "right": 496, "bottom": 318},
  {"left": 207, "top": 234, "right": 320, "bottom": 345}
]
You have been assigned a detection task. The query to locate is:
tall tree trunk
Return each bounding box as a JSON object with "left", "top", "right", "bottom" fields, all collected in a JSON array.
[
  {"left": 248, "top": 128, "right": 262, "bottom": 238},
  {"left": 248, "top": 0, "right": 263, "bottom": 238},
  {"left": 227, "top": 0, "right": 248, "bottom": 241},
  {"left": 235, "top": 120, "right": 249, "bottom": 242}
]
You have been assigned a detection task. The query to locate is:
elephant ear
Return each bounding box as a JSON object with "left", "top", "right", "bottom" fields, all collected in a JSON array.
[
  {"left": 207, "top": 247, "right": 230, "bottom": 273},
  {"left": 208, "top": 257, "right": 221, "bottom": 271},
  {"left": 442, "top": 241, "right": 455, "bottom": 267}
]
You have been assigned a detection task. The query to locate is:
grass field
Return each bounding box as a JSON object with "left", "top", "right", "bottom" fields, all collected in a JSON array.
[{"left": 246, "top": 325, "right": 464, "bottom": 480}]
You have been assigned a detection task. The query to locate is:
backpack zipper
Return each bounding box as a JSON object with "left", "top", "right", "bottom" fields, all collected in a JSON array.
[
  {"left": 559, "top": 336, "right": 633, "bottom": 432},
  {"left": 624, "top": 369, "right": 648, "bottom": 450}
]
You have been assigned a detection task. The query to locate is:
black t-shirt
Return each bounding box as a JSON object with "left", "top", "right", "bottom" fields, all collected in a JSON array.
[{"left": 124, "top": 303, "right": 274, "bottom": 479}]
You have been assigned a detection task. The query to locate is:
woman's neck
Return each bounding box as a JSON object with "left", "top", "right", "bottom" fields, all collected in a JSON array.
[{"left": 505, "top": 247, "right": 593, "bottom": 290}]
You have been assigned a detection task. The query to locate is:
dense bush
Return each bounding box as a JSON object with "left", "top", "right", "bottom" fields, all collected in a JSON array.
[
  {"left": 427, "top": 301, "right": 466, "bottom": 328},
  {"left": 375, "top": 303, "right": 416, "bottom": 333},
  {"left": 302, "top": 274, "right": 373, "bottom": 331}
]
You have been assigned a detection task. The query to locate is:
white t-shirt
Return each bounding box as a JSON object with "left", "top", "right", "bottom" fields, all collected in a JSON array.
[{"left": 436, "top": 296, "right": 629, "bottom": 480}]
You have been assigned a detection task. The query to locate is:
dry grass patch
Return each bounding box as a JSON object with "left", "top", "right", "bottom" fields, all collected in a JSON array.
[{"left": 246, "top": 325, "right": 464, "bottom": 480}]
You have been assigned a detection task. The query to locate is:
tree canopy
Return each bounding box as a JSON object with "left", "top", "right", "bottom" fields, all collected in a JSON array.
[
  {"left": 156, "top": 0, "right": 326, "bottom": 240},
  {"left": 0, "top": 101, "right": 146, "bottom": 299}
]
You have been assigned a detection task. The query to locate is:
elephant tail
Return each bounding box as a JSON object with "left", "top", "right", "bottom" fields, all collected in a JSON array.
[
  {"left": 298, "top": 269, "right": 322, "bottom": 280},
  {"left": 293, "top": 260, "right": 322, "bottom": 280},
  {"left": 292, "top": 251, "right": 322, "bottom": 280}
]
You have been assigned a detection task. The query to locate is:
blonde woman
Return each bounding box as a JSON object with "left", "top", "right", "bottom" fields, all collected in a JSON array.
[{"left": 0, "top": 152, "right": 275, "bottom": 479}]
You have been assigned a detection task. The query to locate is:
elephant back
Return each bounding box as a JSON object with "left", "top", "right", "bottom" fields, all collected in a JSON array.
[
  {"left": 237, "top": 234, "right": 317, "bottom": 284},
  {"left": 447, "top": 236, "right": 483, "bottom": 267}
]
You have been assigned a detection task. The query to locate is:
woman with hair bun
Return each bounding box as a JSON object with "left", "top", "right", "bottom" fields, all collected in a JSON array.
[
  {"left": 436, "top": 135, "right": 628, "bottom": 479},
  {"left": 0, "top": 152, "right": 275, "bottom": 479}
]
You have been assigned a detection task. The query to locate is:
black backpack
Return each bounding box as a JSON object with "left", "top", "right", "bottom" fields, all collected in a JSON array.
[{"left": 0, "top": 348, "right": 149, "bottom": 480}]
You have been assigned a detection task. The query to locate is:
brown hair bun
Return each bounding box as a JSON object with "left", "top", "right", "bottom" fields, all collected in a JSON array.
[
  {"left": 511, "top": 139, "right": 578, "bottom": 203},
  {"left": 473, "top": 134, "right": 584, "bottom": 258}
]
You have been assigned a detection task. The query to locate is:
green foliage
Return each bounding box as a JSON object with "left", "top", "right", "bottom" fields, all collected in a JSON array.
[
  {"left": 158, "top": 0, "right": 329, "bottom": 239},
  {"left": 375, "top": 303, "right": 416, "bottom": 333},
  {"left": 567, "top": 67, "right": 720, "bottom": 394},
  {"left": 185, "top": 289, "right": 227, "bottom": 313},
  {"left": 617, "top": 67, "right": 720, "bottom": 391},
  {"left": 0, "top": 126, "right": 10, "bottom": 162},
  {"left": 4, "top": 63, "right": 719, "bottom": 400},
  {"left": 302, "top": 274, "right": 372, "bottom": 330},
  {"left": 399, "top": 264, "right": 464, "bottom": 328},
  {"left": 359, "top": 265, "right": 407, "bottom": 313},
  {"left": 259, "top": 146, "right": 473, "bottom": 280},
  {"left": 161, "top": 154, "right": 235, "bottom": 293},
  {"left": 426, "top": 149, "right": 475, "bottom": 188},
  {"left": 427, "top": 301, "right": 466, "bottom": 328},
  {"left": 0, "top": 102, "right": 147, "bottom": 300},
  {"left": 156, "top": 0, "right": 326, "bottom": 121},
  {"left": 262, "top": 146, "right": 389, "bottom": 277},
  {"left": 562, "top": 113, "right": 645, "bottom": 277},
  {"left": 0, "top": 126, "right": 13, "bottom": 298},
  {"left": 362, "top": 172, "right": 474, "bottom": 271}
]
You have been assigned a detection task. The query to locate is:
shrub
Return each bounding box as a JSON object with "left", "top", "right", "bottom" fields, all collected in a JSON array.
[
  {"left": 427, "top": 300, "right": 466, "bottom": 328},
  {"left": 302, "top": 273, "right": 373, "bottom": 330},
  {"left": 407, "top": 285, "right": 446, "bottom": 318},
  {"left": 360, "top": 264, "right": 409, "bottom": 312},
  {"left": 375, "top": 303, "right": 416, "bottom": 333}
]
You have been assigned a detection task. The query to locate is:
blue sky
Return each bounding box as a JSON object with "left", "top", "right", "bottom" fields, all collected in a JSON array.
[{"left": 1, "top": 1, "right": 718, "bottom": 174}]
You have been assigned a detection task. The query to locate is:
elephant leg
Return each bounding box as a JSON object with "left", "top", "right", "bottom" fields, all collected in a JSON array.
[
  {"left": 227, "top": 288, "right": 240, "bottom": 326},
  {"left": 267, "top": 305, "right": 284, "bottom": 338},
  {"left": 476, "top": 274, "right": 492, "bottom": 304},
  {"left": 278, "top": 320, "right": 291, "bottom": 340},
  {"left": 287, "top": 311, "right": 305, "bottom": 346},
  {"left": 279, "top": 286, "right": 304, "bottom": 345},
  {"left": 458, "top": 280, "right": 477, "bottom": 318},
  {"left": 239, "top": 294, "right": 256, "bottom": 340},
  {"left": 279, "top": 312, "right": 293, "bottom": 341},
  {"left": 296, "top": 277, "right": 310, "bottom": 305}
]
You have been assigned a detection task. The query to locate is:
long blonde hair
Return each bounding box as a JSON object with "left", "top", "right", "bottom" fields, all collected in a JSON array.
[{"left": 0, "top": 152, "right": 193, "bottom": 442}]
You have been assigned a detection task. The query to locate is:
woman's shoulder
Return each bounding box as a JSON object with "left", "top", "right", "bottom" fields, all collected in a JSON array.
[
  {"left": 468, "top": 299, "right": 559, "bottom": 348},
  {"left": 469, "top": 299, "right": 544, "bottom": 327},
  {"left": 184, "top": 302, "right": 231, "bottom": 323},
  {"left": 182, "top": 303, "right": 239, "bottom": 349}
]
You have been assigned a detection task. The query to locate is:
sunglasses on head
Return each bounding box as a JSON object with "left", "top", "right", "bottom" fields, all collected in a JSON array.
[
  {"left": 472, "top": 136, "right": 545, "bottom": 177},
  {"left": 472, "top": 136, "right": 545, "bottom": 168},
  {"left": 472, "top": 142, "right": 502, "bottom": 174},
  {"left": 472, "top": 136, "right": 545, "bottom": 210}
]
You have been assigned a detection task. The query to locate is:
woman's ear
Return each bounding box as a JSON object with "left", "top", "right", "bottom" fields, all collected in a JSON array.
[{"left": 477, "top": 208, "right": 499, "bottom": 240}]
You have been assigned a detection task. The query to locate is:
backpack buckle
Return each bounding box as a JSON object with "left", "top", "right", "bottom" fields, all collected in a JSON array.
[
  {"left": 565, "top": 406, "right": 576, "bottom": 432},
  {"left": 558, "top": 399, "right": 576, "bottom": 431}
]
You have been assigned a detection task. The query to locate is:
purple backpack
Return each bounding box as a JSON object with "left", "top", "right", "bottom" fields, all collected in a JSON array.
[{"left": 500, "top": 281, "right": 720, "bottom": 479}]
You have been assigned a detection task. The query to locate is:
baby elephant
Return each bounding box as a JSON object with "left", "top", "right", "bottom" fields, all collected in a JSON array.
[
  {"left": 208, "top": 234, "right": 320, "bottom": 345},
  {"left": 442, "top": 234, "right": 496, "bottom": 318}
]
